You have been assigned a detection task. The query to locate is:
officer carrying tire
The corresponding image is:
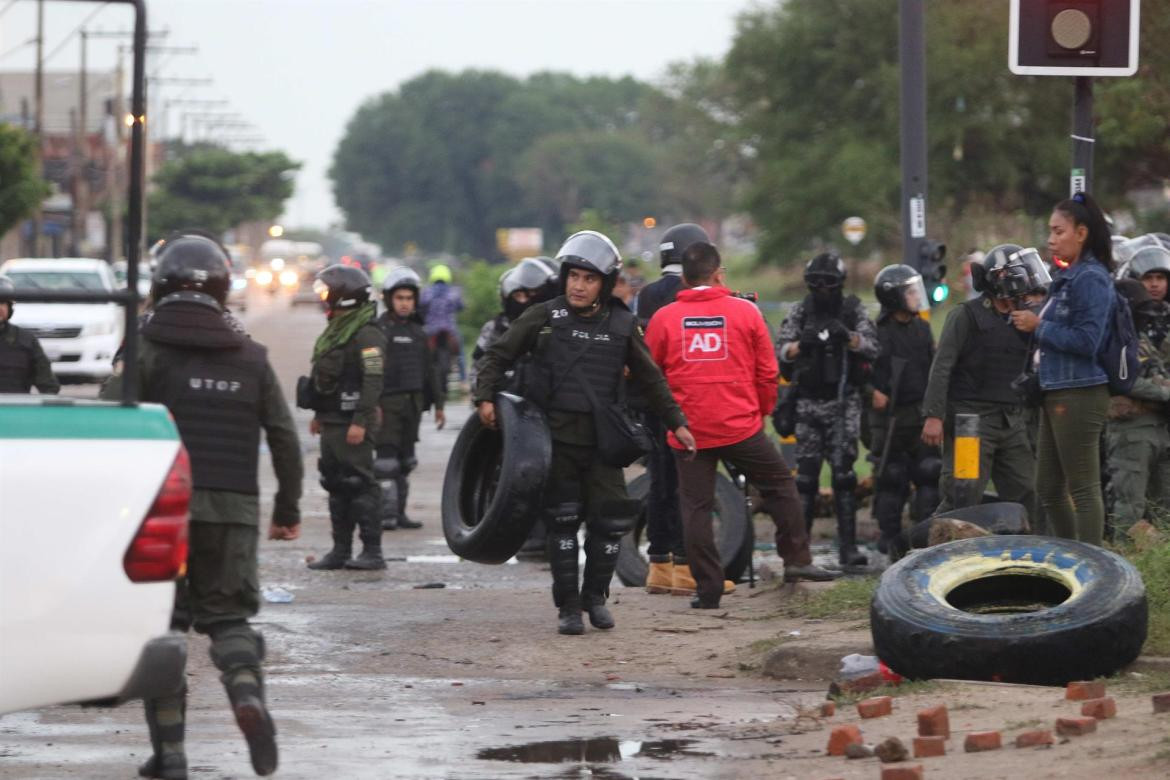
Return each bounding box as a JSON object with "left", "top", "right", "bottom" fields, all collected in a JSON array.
[
  {"left": 299, "top": 265, "right": 389, "bottom": 571},
  {"left": 101, "top": 233, "right": 303, "bottom": 778},
  {"left": 373, "top": 267, "right": 445, "bottom": 531},
  {"left": 474, "top": 230, "right": 696, "bottom": 635},
  {"left": 869, "top": 264, "right": 940, "bottom": 552},
  {"left": 776, "top": 252, "right": 879, "bottom": 566},
  {"left": 0, "top": 276, "right": 60, "bottom": 395}
]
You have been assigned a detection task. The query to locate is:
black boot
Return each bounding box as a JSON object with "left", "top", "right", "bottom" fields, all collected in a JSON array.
[
  {"left": 558, "top": 599, "right": 585, "bottom": 635},
  {"left": 308, "top": 494, "right": 354, "bottom": 570},
  {"left": 834, "top": 490, "right": 868, "bottom": 567},
  {"left": 212, "top": 626, "right": 277, "bottom": 777},
  {"left": 581, "top": 592, "right": 615, "bottom": 630},
  {"left": 139, "top": 688, "right": 187, "bottom": 780},
  {"left": 546, "top": 504, "right": 583, "bottom": 634},
  {"left": 799, "top": 487, "right": 818, "bottom": 534},
  {"left": 581, "top": 532, "right": 621, "bottom": 629},
  {"left": 873, "top": 486, "right": 906, "bottom": 555},
  {"left": 347, "top": 487, "right": 387, "bottom": 570},
  {"left": 395, "top": 474, "right": 422, "bottom": 529}
]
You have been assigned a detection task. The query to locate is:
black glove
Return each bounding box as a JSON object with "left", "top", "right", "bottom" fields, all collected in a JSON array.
[
  {"left": 827, "top": 319, "right": 851, "bottom": 343},
  {"left": 799, "top": 323, "right": 821, "bottom": 349}
]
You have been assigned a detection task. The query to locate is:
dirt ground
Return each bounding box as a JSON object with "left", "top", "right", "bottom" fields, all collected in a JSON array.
[{"left": 3, "top": 293, "right": 1169, "bottom": 779}]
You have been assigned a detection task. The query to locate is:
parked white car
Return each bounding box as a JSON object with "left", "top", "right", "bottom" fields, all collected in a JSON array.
[
  {"left": 0, "top": 258, "right": 125, "bottom": 382},
  {"left": 0, "top": 397, "right": 188, "bottom": 714}
]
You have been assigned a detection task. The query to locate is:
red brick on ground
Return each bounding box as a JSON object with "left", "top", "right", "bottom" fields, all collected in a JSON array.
[
  {"left": 1066, "top": 681, "right": 1106, "bottom": 700},
  {"left": 881, "top": 766, "right": 924, "bottom": 780},
  {"left": 1081, "top": 697, "right": 1117, "bottom": 720},
  {"left": 857, "top": 695, "right": 894, "bottom": 719},
  {"left": 964, "top": 731, "right": 1003, "bottom": 752},
  {"left": 826, "top": 724, "right": 864, "bottom": 756},
  {"left": 820, "top": 700, "right": 836, "bottom": 717},
  {"left": 1152, "top": 692, "right": 1170, "bottom": 714},
  {"left": 917, "top": 705, "right": 950, "bottom": 737},
  {"left": 1015, "top": 730, "right": 1055, "bottom": 748},
  {"left": 913, "top": 735, "right": 946, "bottom": 757},
  {"left": 1056, "top": 716, "right": 1098, "bottom": 736}
]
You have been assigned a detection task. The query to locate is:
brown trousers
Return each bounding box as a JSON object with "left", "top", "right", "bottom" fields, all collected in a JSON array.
[{"left": 675, "top": 428, "right": 811, "bottom": 599}]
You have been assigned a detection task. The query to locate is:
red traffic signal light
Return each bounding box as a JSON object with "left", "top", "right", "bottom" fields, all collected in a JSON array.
[{"left": 1009, "top": 0, "right": 1140, "bottom": 76}]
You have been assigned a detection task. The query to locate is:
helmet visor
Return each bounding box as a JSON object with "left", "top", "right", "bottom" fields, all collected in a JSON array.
[
  {"left": 891, "top": 274, "right": 929, "bottom": 313},
  {"left": 556, "top": 232, "right": 621, "bottom": 276},
  {"left": 1130, "top": 247, "right": 1170, "bottom": 279},
  {"left": 312, "top": 278, "right": 330, "bottom": 302},
  {"left": 806, "top": 273, "right": 843, "bottom": 289},
  {"left": 1007, "top": 248, "right": 1052, "bottom": 293}
]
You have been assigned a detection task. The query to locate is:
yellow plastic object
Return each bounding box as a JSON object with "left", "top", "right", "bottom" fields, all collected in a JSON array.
[{"left": 954, "top": 436, "right": 980, "bottom": 480}]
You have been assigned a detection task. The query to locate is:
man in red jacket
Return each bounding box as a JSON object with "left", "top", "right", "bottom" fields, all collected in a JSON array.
[{"left": 645, "top": 242, "right": 835, "bottom": 608}]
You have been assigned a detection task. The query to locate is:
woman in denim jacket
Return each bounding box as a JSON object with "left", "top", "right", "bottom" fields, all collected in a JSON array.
[{"left": 1010, "top": 192, "right": 1114, "bottom": 544}]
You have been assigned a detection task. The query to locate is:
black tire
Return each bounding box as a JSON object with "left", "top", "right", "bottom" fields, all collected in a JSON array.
[
  {"left": 441, "top": 393, "right": 552, "bottom": 564},
  {"left": 871, "top": 535, "right": 1148, "bottom": 685},
  {"left": 615, "top": 471, "right": 753, "bottom": 587}
]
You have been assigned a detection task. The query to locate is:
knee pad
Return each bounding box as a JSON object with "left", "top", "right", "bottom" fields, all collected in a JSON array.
[
  {"left": 911, "top": 454, "right": 942, "bottom": 486},
  {"left": 877, "top": 458, "right": 909, "bottom": 491},
  {"left": 545, "top": 502, "right": 583, "bottom": 532},
  {"left": 587, "top": 498, "right": 642, "bottom": 540},
  {"left": 796, "top": 459, "right": 820, "bottom": 497},
  {"left": 317, "top": 458, "right": 340, "bottom": 492},
  {"left": 832, "top": 470, "right": 858, "bottom": 494},
  {"left": 373, "top": 457, "right": 401, "bottom": 481},
  {"left": 401, "top": 455, "right": 418, "bottom": 475}
]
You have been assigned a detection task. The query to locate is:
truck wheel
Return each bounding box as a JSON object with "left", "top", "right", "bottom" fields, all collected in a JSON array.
[
  {"left": 441, "top": 393, "right": 551, "bottom": 564},
  {"left": 615, "top": 472, "right": 753, "bottom": 587},
  {"left": 871, "top": 535, "right": 1147, "bottom": 685}
]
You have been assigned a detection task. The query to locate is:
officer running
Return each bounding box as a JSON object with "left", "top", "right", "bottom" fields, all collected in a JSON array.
[
  {"left": 100, "top": 234, "right": 303, "bottom": 779},
  {"left": 0, "top": 276, "right": 60, "bottom": 395},
  {"left": 1105, "top": 278, "right": 1170, "bottom": 536},
  {"left": 776, "top": 252, "right": 879, "bottom": 566},
  {"left": 921, "top": 245, "right": 1039, "bottom": 514},
  {"left": 300, "top": 265, "right": 389, "bottom": 570},
  {"left": 374, "top": 267, "right": 445, "bottom": 531},
  {"left": 475, "top": 230, "right": 696, "bottom": 635},
  {"left": 869, "top": 265, "right": 940, "bottom": 552}
]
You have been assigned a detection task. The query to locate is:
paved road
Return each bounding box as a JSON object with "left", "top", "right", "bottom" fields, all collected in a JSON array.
[{"left": 1, "top": 291, "right": 829, "bottom": 780}]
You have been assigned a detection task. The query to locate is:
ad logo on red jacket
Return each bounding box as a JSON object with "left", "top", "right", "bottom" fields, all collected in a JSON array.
[{"left": 682, "top": 316, "right": 727, "bottom": 361}]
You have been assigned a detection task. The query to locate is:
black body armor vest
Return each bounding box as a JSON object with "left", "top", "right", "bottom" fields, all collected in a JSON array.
[
  {"left": 376, "top": 316, "right": 427, "bottom": 395},
  {"left": 142, "top": 303, "right": 266, "bottom": 495},
  {"left": 527, "top": 296, "right": 634, "bottom": 413},
  {"left": 636, "top": 274, "right": 682, "bottom": 327},
  {"left": 950, "top": 298, "right": 1030, "bottom": 406},
  {"left": 0, "top": 327, "right": 35, "bottom": 393},
  {"left": 874, "top": 315, "right": 933, "bottom": 405},
  {"left": 795, "top": 294, "right": 867, "bottom": 400}
]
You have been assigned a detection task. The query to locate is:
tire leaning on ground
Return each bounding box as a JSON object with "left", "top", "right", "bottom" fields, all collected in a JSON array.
[
  {"left": 441, "top": 392, "right": 552, "bottom": 564},
  {"left": 615, "top": 471, "right": 753, "bottom": 587},
  {"left": 871, "top": 535, "right": 1148, "bottom": 685}
]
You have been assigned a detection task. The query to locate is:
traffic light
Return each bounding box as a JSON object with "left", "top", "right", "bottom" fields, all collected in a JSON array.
[
  {"left": 1009, "top": 0, "right": 1140, "bottom": 76},
  {"left": 919, "top": 239, "right": 949, "bottom": 306}
]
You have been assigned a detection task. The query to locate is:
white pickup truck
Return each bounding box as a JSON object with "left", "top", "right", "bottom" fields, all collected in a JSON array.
[{"left": 0, "top": 397, "right": 190, "bottom": 714}]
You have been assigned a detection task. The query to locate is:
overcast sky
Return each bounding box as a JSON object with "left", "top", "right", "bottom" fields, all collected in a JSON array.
[{"left": 1, "top": 0, "right": 758, "bottom": 229}]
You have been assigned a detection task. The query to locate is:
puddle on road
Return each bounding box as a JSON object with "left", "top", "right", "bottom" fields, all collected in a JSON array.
[{"left": 477, "top": 737, "right": 712, "bottom": 764}]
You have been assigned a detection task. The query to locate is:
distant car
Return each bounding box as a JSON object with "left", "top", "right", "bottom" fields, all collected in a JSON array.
[
  {"left": 227, "top": 273, "right": 249, "bottom": 313},
  {"left": 111, "top": 260, "right": 154, "bottom": 299},
  {"left": 0, "top": 258, "right": 125, "bottom": 382}
]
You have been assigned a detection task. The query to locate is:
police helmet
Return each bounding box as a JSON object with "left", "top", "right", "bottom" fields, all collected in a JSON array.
[
  {"left": 659, "top": 223, "right": 710, "bottom": 269},
  {"left": 382, "top": 266, "right": 422, "bottom": 296},
  {"left": 503, "top": 257, "right": 557, "bottom": 301},
  {"left": 803, "top": 251, "right": 846, "bottom": 289},
  {"left": 975, "top": 244, "right": 1022, "bottom": 296},
  {"left": 151, "top": 232, "right": 233, "bottom": 306},
  {"left": 314, "top": 264, "right": 373, "bottom": 312},
  {"left": 555, "top": 230, "right": 622, "bottom": 299},
  {"left": 1117, "top": 234, "right": 1164, "bottom": 267},
  {"left": 874, "top": 264, "right": 928, "bottom": 313},
  {"left": 1128, "top": 245, "right": 1170, "bottom": 280}
]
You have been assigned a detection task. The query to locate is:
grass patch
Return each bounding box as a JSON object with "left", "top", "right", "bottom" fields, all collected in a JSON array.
[
  {"left": 1110, "top": 520, "right": 1170, "bottom": 656},
  {"left": 1004, "top": 717, "right": 1046, "bottom": 731},
  {"left": 777, "top": 576, "right": 879, "bottom": 620},
  {"left": 1111, "top": 668, "right": 1170, "bottom": 695},
  {"left": 830, "top": 679, "right": 944, "bottom": 705}
]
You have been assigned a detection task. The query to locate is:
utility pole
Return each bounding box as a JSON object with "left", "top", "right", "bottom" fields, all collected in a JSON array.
[
  {"left": 76, "top": 29, "right": 90, "bottom": 258},
  {"left": 32, "top": 0, "right": 45, "bottom": 255},
  {"left": 1071, "top": 77, "right": 1093, "bottom": 194},
  {"left": 898, "top": 0, "right": 927, "bottom": 268}
]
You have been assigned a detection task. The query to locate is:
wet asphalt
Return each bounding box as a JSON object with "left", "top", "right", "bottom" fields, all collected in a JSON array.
[{"left": 0, "top": 291, "right": 827, "bottom": 780}]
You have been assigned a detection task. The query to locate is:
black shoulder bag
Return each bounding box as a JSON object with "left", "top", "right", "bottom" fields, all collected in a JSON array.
[{"left": 571, "top": 364, "right": 653, "bottom": 468}]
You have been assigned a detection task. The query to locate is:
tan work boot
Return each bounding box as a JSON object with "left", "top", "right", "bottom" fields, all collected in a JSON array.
[
  {"left": 671, "top": 564, "right": 736, "bottom": 596},
  {"left": 645, "top": 560, "right": 674, "bottom": 594}
]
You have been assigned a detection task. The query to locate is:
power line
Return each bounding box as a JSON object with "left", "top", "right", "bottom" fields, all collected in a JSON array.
[
  {"left": 42, "top": 2, "right": 111, "bottom": 64},
  {"left": 0, "top": 36, "right": 35, "bottom": 62},
  {"left": 0, "top": 0, "right": 20, "bottom": 20}
]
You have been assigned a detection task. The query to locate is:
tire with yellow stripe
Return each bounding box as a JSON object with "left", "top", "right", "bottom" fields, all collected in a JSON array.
[{"left": 871, "top": 536, "right": 1147, "bottom": 685}]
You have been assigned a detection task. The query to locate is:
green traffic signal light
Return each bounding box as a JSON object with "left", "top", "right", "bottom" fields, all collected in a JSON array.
[{"left": 931, "top": 283, "right": 950, "bottom": 304}]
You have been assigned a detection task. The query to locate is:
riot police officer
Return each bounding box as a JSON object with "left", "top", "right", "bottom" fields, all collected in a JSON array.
[
  {"left": 300, "top": 265, "right": 388, "bottom": 570},
  {"left": 632, "top": 222, "right": 711, "bottom": 594},
  {"left": 776, "top": 252, "right": 879, "bottom": 566},
  {"left": 475, "top": 231, "right": 696, "bottom": 635},
  {"left": 374, "top": 267, "right": 445, "bottom": 531},
  {"left": 0, "top": 277, "right": 60, "bottom": 394},
  {"left": 869, "top": 265, "right": 939, "bottom": 552},
  {"left": 921, "top": 244, "right": 1038, "bottom": 515},
  {"left": 100, "top": 234, "right": 303, "bottom": 779},
  {"left": 470, "top": 256, "right": 557, "bottom": 393}
]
